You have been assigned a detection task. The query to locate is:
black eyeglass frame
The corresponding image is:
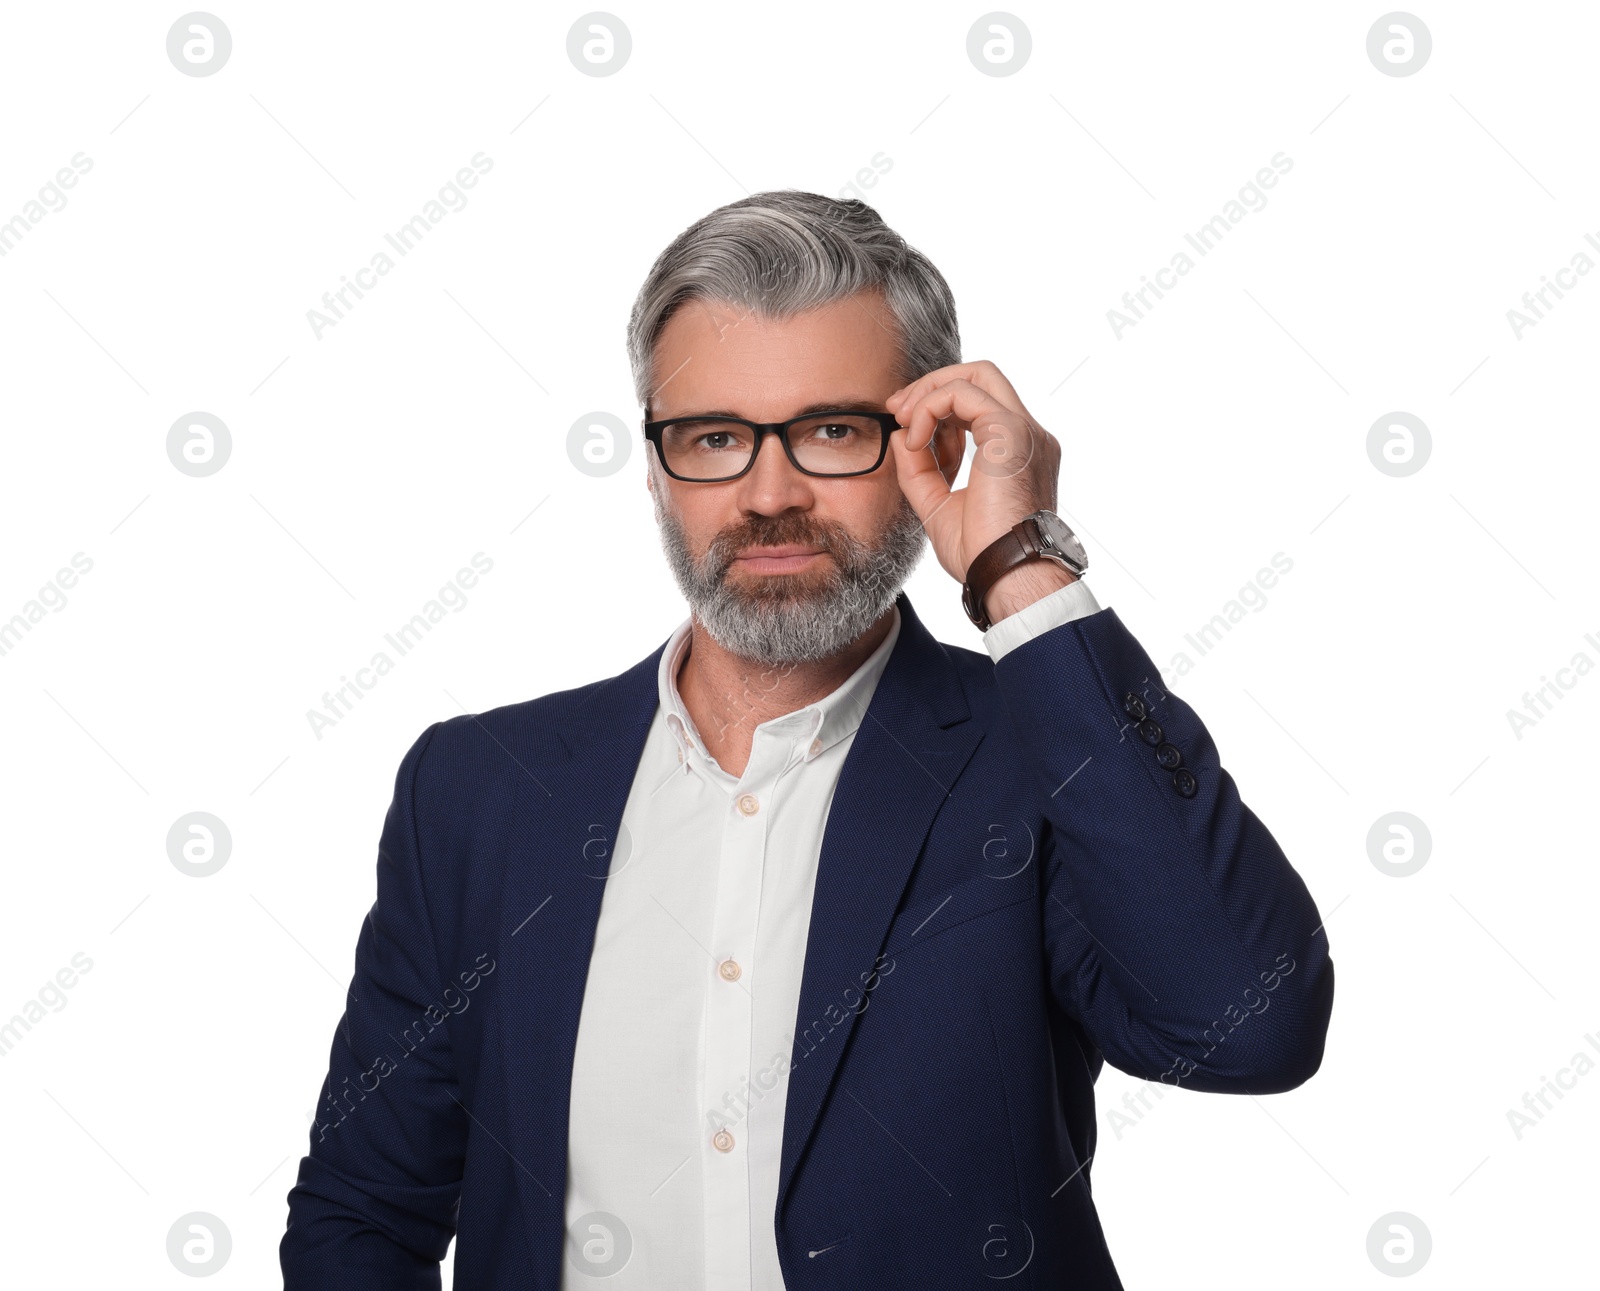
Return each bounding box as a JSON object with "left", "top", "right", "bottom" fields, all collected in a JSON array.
[{"left": 641, "top": 410, "right": 899, "bottom": 482}]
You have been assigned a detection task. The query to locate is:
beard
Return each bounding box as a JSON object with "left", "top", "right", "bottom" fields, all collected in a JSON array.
[{"left": 651, "top": 478, "right": 928, "bottom": 666}]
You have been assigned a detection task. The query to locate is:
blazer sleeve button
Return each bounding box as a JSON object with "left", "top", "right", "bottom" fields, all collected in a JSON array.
[
  {"left": 1123, "top": 693, "right": 1147, "bottom": 721},
  {"left": 1172, "top": 768, "right": 1198, "bottom": 798},
  {"left": 1155, "top": 742, "right": 1183, "bottom": 770},
  {"left": 1137, "top": 719, "right": 1164, "bottom": 746}
]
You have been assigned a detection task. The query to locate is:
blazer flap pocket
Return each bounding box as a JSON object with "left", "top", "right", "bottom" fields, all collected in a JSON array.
[{"left": 883, "top": 874, "right": 1033, "bottom": 958}]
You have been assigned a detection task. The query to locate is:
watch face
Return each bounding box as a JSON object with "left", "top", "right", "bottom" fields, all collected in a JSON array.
[{"left": 1032, "top": 511, "right": 1088, "bottom": 572}]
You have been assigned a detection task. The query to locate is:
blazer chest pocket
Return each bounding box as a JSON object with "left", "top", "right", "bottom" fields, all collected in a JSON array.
[{"left": 881, "top": 874, "right": 1033, "bottom": 960}]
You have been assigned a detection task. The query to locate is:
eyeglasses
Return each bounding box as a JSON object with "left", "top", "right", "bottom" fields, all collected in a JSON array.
[{"left": 642, "top": 410, "right": 898, "bottom": 482}]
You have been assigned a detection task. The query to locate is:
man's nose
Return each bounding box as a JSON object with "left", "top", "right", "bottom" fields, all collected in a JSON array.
[{"left": 736, "top": 430, "right": 814, "bottom": 510}]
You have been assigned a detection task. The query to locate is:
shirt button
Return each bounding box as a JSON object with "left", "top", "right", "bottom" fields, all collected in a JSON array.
[
  {"left": 737, "top": 793, "right": 760, "bottom": 816},
  {"left": 712, "top": 1129, "right": 735, "bottom": 1153},
  {"left": 676, "top": 747, "right": 684, "bottom": 763},
  {"left": 809, "top": 737, "right": 822, "bottom": 757},
  {"left": 719, "top": 959, "right": 742, "bottom": 982}
]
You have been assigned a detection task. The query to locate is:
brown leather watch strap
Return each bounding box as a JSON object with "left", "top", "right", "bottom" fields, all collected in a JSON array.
[{"left": 961, "top": 519, "right": 1038, "bottom": 631}]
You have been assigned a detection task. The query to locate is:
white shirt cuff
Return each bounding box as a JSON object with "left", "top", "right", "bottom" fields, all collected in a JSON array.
[{"left": 982, "top": 578, "right": 1103, "bottom": 663}]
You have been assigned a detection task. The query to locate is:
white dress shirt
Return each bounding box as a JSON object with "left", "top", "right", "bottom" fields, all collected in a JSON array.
[{"left": 561, "top": 578, "right": 1101, "bottom": 1289}]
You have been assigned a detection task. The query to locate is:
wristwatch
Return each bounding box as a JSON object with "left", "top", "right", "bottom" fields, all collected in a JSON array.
[{"left": 961, "top": 509, "right": 1089, "bottom": 631}]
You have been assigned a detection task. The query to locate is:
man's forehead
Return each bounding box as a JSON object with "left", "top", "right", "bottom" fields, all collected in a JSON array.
[{"left": 651, "top": 293, "right": 900, "bottom": 419}]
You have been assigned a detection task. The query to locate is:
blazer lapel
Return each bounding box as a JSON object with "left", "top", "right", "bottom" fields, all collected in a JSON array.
[
  {"left": 775, "top": 592, "right": 984, "bottom": 1217},
  {"left": 496, "top": 640, "right": 665, "bottom": 1277}
]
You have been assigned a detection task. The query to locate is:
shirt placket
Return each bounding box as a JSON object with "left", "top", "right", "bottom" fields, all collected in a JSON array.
[{"left": 699, "top": 714, "right": 801, "bottom": 1291}]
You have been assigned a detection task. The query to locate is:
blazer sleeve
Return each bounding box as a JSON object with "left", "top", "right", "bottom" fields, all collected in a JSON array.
[
  {"left": 993, "top": 606, "right": 1334, "bottom": 1094},
  {"left": 281, "top": 721, "right": 466, "bottom": 1288}
]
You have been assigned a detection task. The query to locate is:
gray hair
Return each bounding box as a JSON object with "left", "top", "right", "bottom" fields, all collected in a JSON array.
[{"left": 626, "top": 189, "right": 961, "bottom": 419}]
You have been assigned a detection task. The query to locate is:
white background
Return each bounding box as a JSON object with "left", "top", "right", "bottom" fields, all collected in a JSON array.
[{"left": 1, "top": 1, "right": 1595, "bottom": 1284}]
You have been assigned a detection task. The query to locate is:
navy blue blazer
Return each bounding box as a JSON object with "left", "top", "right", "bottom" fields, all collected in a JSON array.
[{"left": 281, "top": 592, "right": 1333, "bottom": 1289}]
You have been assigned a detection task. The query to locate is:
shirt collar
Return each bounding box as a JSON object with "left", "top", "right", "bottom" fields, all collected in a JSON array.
[{"left": 657, "top": 605, "right": 902, "bottom": 776}]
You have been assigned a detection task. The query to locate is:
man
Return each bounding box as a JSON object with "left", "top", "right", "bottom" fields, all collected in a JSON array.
[{"left": 281, "top": 190, "right": 1333, "bottom": 1289}]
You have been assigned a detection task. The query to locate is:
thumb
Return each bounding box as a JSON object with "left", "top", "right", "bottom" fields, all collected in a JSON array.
[{"left": 890, "top": 431, "right": 961, "bottom": 559}]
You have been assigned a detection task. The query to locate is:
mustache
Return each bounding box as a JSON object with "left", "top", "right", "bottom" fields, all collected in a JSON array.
[{"left": 707, "top": 518, "right": 848, "bottom": 571}]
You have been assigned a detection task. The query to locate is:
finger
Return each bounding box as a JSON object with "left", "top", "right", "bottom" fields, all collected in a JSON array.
[
  {"left": 889, "top": 360, "right": 1031, "bottom": 423},
  {"left": 930, "top": 420, "right": 966, "bottom": 481},
  {"left": 889, "top": 430, "right": 960, "bottom": 548},
  {"left": 900, "top": 378, "right": 1032, "bottom": 455},
  {"left": 907, "top": 381, "right": 1044, "bottom": 484}
]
